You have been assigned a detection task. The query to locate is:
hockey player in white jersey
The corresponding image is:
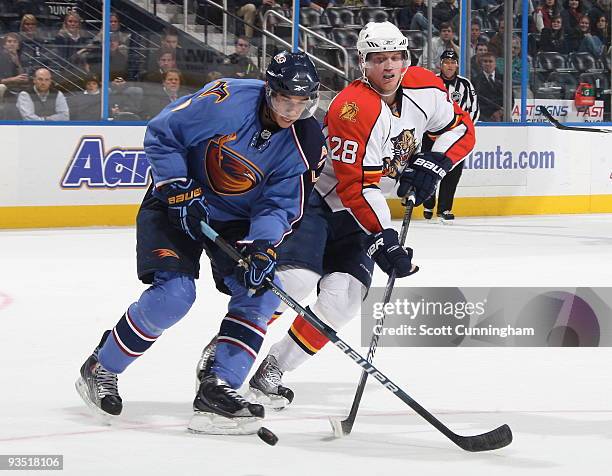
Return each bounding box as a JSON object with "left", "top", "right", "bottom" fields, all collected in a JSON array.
[{"left": 196, "top": 21, "right": 476, "bottom": 409}]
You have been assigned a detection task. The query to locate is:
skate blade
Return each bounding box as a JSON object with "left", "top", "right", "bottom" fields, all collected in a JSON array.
[
  {"left": 246, "top": 387, "right": 290, "bottom": 411},
  {"left": 439, "top": 219, "right": 454, "bottom": 225},
  {"left": 187, "top": 411, "right": 262, "bottom": 435},
  {"left": 74, "top": 377, "right": 115, "bottom": 425}
]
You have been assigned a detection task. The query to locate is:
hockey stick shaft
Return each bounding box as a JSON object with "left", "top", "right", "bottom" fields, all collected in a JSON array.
[
  {"left": 200, "top": 221, "right": 512, "bottom": 452},
  {"left": 538, "top": 105, "right": 611, "bottom": 133},
  {"left": 341, "top": 193, "right": 416, "bottom": 435}
]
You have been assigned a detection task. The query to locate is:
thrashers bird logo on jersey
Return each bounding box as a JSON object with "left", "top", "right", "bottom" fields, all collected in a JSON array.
[
  {"left": 198, "top": 80, "right": 230, "bottom": 103},
  {"left": 339, "top": 101, "right": 359, "bottom": 122},
  {"left": 171, "top": 81, "right": 231, "bottom": 112},
  {"left": 205, "top": 133, "right": 264, "bottom": 195},
  {"left": 153, "top": 248, "right": 179, "bottom": 259},
  {"left": 384, "top": 129, "right": 418, "bottom": 178}
]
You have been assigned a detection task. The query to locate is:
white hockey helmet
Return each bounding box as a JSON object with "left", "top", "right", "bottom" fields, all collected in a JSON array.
[
  {"left": 357, "top": 21, "right": 410, "bottom": 97},
  {"left": 357, "top": 21, "right": 408, "bottom": 57}
]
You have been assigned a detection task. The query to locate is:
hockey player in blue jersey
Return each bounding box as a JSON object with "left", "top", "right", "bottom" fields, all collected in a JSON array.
[{"left": 76, "top": 51, "right": 326, "bottom": 434}]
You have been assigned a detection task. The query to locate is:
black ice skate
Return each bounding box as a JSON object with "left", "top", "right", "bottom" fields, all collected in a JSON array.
[
  {"left": 188, "top": 374, "right": 265, "bottom": 435},
  {"left": 248, "top": 355, "right": 294, "bottom": 411},
  {"left": 195, "top": 334, "right": 217, "bottom": 392},
  {"left": 75, "top": 330, "right": 122, "bottom": 420},
  {"left": 439, "top": 210, "right": 455, "bottom": 223},
  {"left": 423, "top": 208, "right": 434, "bottom": 220}
]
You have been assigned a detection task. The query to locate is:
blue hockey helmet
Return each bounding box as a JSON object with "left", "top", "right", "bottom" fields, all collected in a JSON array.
[{"left": 265, "top": 51, "right": 320, "bottom": 121}]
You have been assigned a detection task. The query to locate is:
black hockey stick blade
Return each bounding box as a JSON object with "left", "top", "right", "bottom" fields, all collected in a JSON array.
[
  {"left": 538, "top": 105, "right": 611, "bottom": 133},
  {"left": 453, "top": 424, "right": 513, "bottom": 452}
]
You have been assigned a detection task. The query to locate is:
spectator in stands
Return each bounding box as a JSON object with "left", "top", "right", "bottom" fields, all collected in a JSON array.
[
  {"left": 473, "top": 52, "right": 504, "bottom": 121},
  {"left": 470, "top": 20, "right": 482, "bottom": 52},
  {"left": 432, "top": 0, "right": 459, "bottom": 30},
  {"left": 0, "top": 33, "right": 29, "bottom": 93},
  {"left": 487, "top": 20, "right": 505, "bottom": 56},
  {"left": 109, "top": 76, "right": 143, "bottom": 120},
  {"left": 561, "top": 0, "right": 584, "bottom": 31},
  {"left": 68, "top": 74, "right": 102, "bottom": 121},
  {"left": 418, "top": 22, "right": 459, "bottom": 72},
  {"left": 54, "top": 12, "right": 91, "bottom": 66},
  {"left": 496, "top": 36, "right": 533, "bottom": 97},
  {"left": 540, "top": 15, "right": 571, "bottom": 52},
  {"left": 141, "top": 48, "right": 177, "bottom": 83},
  {"left": 592, "top": 15, "right": 611, "bottom": 50},
  {"left": 397, "top": 0, "right": 435, "bottom": 33},
  {"left": 19, "top": 13, "right": 42, "bottom": 43},
  {"left": 471, "top": 42, "right": 489, "bottom": 76},
  {"left": 18, "top": 14, "right": 45, "bottom": 73},
  {"left": 101, "top": 12, "right": 131, "bottom": 52},
  {"left": 142, "top": 68, "right": 191, "bottom": 120},
  {"left": 16, "top": 67, "right": 69, "bottom": 121},
  {"left": 161, "top": 28, "right": 180, "bottom": 53},
  {"left": 534, "top": 0, "right": 562, "bottom": 32},
  {"left": 82, "top": 12, "right": 131, "bottom": 69},
  {"left": 235, "top": 0, "right": 260, "bottom": 39},
  {"left": 588, "top": 0, "right": 611, "bottom": 30},
  {"left": 224, "top": 36, "right": 261, "bottom": 79},
  {"left": 567, "top": 15, "right": 605, "bottom": 56},
  {"left": 109, "top": 32, "right": 129, "bottom": 80}
]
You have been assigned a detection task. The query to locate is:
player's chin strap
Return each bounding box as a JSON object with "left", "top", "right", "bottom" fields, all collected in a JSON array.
[{"left": 199, "top": 220, "right": 513, "bottom": 452}]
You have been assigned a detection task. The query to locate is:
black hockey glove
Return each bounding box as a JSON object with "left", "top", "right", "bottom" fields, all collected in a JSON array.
[
  {"left": 236, "top": 240, "right": 277, "bottom": 296},
  {"left": 397, "top": 152, "right": 453, "bottom": 206},
  {"left": 155, "top": 179, "right": 210, "bottom": 241},
  {"left": 366, "top": 229, "right": 418, "bottom": 278}
]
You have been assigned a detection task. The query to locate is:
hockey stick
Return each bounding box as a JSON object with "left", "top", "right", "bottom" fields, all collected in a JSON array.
[
  {"left": 329, "top": 192, "right": 416, "bottom": 438},
  {"left": 537, "top": 105, "right": 612, "bottom": 133},
  {"left": 200, "top": 221, "right": 513, "bottom": 452}
]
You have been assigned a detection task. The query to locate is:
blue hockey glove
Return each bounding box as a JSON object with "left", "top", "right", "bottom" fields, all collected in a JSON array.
[
  {"left": 397, "top": 152, "right": 453, "bottom": 206},
  {"left": 155, "top": 179, "right": 210, "bottom": 241},
  {"left": 366, "top": 229, "right": 418, "bottom": 278},
  {"left": 236, "top": 240, "right": 277, "bottom": 296}
]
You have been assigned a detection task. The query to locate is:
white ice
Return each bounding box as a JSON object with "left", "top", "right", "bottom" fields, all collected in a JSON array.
[{"left": 1, "top": 214, "right": 611, "bottom": 475}]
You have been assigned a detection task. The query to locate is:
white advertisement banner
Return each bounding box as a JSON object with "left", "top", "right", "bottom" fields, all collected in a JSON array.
[
  {"left": 0, "top": 125, "right": 147, "bottom": 207},
  {"left": 459, "top": 126, "right": 612, "bottom": 198},
  {"left": 0, "top": 124, "right": 611, "bottom": 209},
  {"left": 512, "top": 99, "right": 605, "bottom": 123}
]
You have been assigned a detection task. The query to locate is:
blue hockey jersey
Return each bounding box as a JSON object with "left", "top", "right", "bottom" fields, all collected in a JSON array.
[{"left": 144, "top": 78, "right": 326, "bottom": 246}]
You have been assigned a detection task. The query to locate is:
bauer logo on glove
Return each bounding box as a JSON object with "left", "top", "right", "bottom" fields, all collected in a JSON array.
[
  {"left": 412, "top": 157, "right": 448, "bottom": 178},
  {"left": 397, "top": 152, "right": 453, "bottom": 206},
  {"left": 167, "top": 187, "right": 203, "bottom": 205},
  {"left": 154, "top": 179, "right": 210, "bottom": 241}
]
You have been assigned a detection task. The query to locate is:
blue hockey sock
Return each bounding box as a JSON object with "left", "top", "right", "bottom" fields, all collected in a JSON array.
[
  {"left": 211, "top": 275, "right": 280, "bottom": 388},
  {"left": 98, "top": 271, "right": 195, "bottom": 374}
]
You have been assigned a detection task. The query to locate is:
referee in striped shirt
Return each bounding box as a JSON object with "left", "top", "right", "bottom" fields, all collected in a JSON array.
[{"left": 423, "top": 49, "right": 479, "bottom": 222}]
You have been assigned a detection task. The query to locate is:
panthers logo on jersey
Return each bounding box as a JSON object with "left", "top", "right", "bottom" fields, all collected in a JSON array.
[
  {"left": 339, "top": 101, "right": 359, "bottom": 122},
  {"left": 205, "top": 133, "right": 264, "bottom": 195},
  {"left": 384, "top": 128, "right": 417, "bottom": 178}
]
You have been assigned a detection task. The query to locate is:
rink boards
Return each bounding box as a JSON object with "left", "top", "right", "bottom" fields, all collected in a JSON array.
[{"left": 1, "top": 124, "right": 611, "bottom": 228}]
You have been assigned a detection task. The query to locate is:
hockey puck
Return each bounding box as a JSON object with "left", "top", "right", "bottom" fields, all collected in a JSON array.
[{"left": 257, "top": 426, "right": 278, "bottom": 446}]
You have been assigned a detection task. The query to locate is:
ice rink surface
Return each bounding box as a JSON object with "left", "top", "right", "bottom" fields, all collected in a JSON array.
[{"left": 1, "top": 214, "right": 611, "bottom": 475}]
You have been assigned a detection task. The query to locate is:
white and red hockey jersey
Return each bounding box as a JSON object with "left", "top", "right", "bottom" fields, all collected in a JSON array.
[{"left": 315, "top": 66, "right": 475, "bottom": 234}]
